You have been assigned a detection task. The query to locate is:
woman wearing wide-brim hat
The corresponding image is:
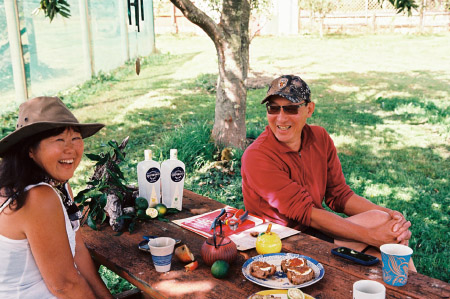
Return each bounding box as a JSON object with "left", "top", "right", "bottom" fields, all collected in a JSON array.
[{"left": 0, "top": 97, "right": 112, "bottom": 298}]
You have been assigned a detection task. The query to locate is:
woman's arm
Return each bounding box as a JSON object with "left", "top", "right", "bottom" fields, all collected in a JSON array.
[
  {"left": 22, "top": 186, "right": 96, "bottom": 299},
  {"left": 66, "top": 183, "right": 112, "bottom": 298},
  {"left": 74, "top": 231, "right": 113, "bottom": 298}
]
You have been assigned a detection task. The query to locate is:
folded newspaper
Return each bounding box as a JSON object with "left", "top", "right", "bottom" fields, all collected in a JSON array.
[{"left": 172, "top": 206, "right": 300, "bottom": 251}]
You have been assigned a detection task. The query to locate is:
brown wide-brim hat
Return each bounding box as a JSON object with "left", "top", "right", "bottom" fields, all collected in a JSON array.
[
  {"left": 261, "top": 74, "right": 311, "bottom": 104},
  {"left": 0, "top": 96, "right": 104, "bottom": 156}
]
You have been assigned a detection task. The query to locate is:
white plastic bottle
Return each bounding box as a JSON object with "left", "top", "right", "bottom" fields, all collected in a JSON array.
[
  {"left": 137, "top": 150, "right": 161, "bottom": 208},
  {"left": 161, "top": 149, "right": 185, "bottom": 211}
]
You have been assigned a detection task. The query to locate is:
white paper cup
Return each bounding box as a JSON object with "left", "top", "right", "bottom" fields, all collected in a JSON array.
[
  {"left": 148, "top": 237, "right": 176, "bottom": 272},
  {"left": 353, "top": 280, "right": 386, "bottom": 299},
  {"left": 380, "top": 244, "right": 413, "bottom": 286}
]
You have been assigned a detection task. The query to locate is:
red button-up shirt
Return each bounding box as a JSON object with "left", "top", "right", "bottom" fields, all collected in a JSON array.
[{"left": 241, "top": 124, "right": 354, "bottom": 231}]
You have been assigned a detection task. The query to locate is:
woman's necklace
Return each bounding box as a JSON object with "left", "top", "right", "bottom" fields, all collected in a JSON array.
[{"left": 43, "top": 176, "right": 82, "bottom": 227}]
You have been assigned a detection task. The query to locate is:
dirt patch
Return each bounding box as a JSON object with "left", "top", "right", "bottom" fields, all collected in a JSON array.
[{"left": 246, "top": 70, "right": 278, "bottom": 89}]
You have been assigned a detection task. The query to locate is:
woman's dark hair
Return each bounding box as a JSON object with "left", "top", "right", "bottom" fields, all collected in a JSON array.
[{"left": 0, "top": 126, "right": 81, "bottom": 211}]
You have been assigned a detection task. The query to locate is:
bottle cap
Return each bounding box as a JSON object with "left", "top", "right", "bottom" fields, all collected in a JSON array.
[
  {"left": 170, "top": 149, "right": 178, "bottom": 160},
  {"left": 144, "top": 149, "right": 152, "bottom": 160}
]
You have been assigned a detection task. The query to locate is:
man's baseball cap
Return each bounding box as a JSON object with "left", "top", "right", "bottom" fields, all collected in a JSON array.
[{"left": 261, "top": 75, "right": 311, "bottom": 104}]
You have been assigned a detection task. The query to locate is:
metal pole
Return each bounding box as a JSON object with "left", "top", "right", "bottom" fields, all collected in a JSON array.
[
  {"left": 5, "top": 0, "right": 27, "bottom": 103},
  {"left": 146, "top": 0, "right": 156, "bottom": 53},
  {"left": 118, "top": 0, "right": 130, "bottom": 61},
  {"left": 171, "top": 4, "right": 178, "bottom": 34},
  {"left": 78, "top": 0, "right": 94, "bottom": 77}
]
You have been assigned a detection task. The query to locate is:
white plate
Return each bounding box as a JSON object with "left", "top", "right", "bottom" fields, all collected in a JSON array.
[{"left": 242, "top": 253, "right": 325, "bottom": 289}]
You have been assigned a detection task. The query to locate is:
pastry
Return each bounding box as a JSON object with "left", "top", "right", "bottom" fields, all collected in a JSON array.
[
  {"left": 281, "top": 258, "right": 315, "bottom": 285},
  {"left": 249, "top": 261, "right": 276, "bottom": 279}
]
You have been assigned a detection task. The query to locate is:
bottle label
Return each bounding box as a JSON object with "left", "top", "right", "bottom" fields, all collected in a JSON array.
[
  {"left": 171, "top": 167, "right": 185, "bottom": 182},
  {"left": 146, "top": 167, "right": 160, "bottom": 183}
]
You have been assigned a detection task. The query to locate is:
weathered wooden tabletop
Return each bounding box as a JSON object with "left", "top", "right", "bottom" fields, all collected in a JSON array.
[{"left": 81, "top": 190, "right": 450, "bottom": 299}]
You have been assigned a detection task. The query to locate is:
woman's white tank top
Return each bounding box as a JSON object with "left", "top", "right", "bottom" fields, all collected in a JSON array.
[{"left": 0, "top": 182, "right": 77, "bottom": 298}]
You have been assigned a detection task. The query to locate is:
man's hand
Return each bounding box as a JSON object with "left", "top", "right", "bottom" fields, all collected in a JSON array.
[
  {"left": 368, "top": 217, "right": 404, "bottom": 247},
  {"left": 389, "top": 210, "right": 412, "bottom": 245}
]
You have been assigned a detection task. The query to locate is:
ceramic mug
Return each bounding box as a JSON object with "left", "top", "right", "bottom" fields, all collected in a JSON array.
[
  {"left": 380, "top": 244, "right": 413, "bottom": 286},
  {"left": 353, "top": 280, "right": 386, "bottom": 299},
  {"left": 148, "top": 237, "right": 176, "bottom": 272}
]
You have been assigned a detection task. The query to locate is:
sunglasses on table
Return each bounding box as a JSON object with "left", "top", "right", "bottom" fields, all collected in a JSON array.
[{"left": 266, "top": 102, "right": 308, "bottom": 115}]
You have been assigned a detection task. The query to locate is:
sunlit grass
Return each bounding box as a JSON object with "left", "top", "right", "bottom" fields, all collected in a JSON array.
[{"left": 362, "top": 183, "right": 392, "bottom": 198}]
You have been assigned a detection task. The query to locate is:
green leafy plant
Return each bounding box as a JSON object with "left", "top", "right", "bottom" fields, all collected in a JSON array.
[
  {"left": 193, "top": 73, "right": 217, "bottom": 93},
  {"left": 0, "top": 110, "right": 17, "bottom": 139},
  {"left": 75, "top": 139, "right": 180, "bottom": 233},
  {"left": 35, "top": 0, "right": 71, "bottom": 22},
  {"left": 75, "top": 139, "right": 135, "bottom": 231}
]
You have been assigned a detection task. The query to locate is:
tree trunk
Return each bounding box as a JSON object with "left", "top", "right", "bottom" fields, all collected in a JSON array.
[
  {"left": 212, "top": 0, "right": 250, "bottom": 149},
  {"left": 171, "top": 5, "right": 179, "bottom": 34},
  {"left": 170, "top": 0, "right": 250, "bottom": 149}
]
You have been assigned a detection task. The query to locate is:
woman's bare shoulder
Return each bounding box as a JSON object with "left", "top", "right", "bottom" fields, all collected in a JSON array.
[
  {"left": 0, "top": 185, "right": 62, "bottom": 239},
  {"left": 23, "top": 185, "right": 63, "bottom": 217}
]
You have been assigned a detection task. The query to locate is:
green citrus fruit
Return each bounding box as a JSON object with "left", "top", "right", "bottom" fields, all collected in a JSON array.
[
  {"left": 145, "top": 208, "right": 158, "bottom": 218},
  {"left": 135, "top": 197, "right": 148, "bottom": 210},
  {"left": 211, "top": 260, "right": 229, "bottom": 279},
  {"left": 287, "top": 288, "right": 305, "bottom": 299},
  {"left": 136, "top": 209, "right": 147, "bottom": 218},
  {"left": 154, "top": 203, "right": 167, "bottom": 216}
]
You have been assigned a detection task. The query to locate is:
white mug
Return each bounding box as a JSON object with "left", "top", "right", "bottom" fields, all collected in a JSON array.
[{"left": 353, "top": 280, "right": 386, "bottom": 299}]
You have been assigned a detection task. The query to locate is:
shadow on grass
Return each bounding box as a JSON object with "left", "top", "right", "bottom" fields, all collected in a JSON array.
[
  {"left": 104, "top": 94, "right": 215, "bottom": 146},
  {"left": 339, "top": 142, "right": 449, "bottom": 280},
  {"left": 66, "top": 52, "right": 203, "bottom": 111},
  {"left": 319, "top": 72, "right": 449, "bottom": 281}
]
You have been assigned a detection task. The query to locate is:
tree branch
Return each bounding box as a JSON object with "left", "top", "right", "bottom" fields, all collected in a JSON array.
[{"left": 170, "top": 0, "right": 223, "bottom": 43}]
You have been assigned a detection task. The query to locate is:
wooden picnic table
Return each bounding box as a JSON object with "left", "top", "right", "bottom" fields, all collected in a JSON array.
[{"left": 81, "top": 190, "right": 450, "bottom": 299}]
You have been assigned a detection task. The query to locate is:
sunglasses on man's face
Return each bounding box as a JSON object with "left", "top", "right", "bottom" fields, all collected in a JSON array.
[{"left": 266, "top": 102, "right": 308, "bottom": 115}]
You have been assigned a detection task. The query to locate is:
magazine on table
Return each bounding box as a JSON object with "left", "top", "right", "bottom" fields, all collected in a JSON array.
[
  {"left": 172, "top": 206, "right": 300, "bottom": 251},
  {"left": 172, "top": 206, "right": 265, "bottom": 238}
]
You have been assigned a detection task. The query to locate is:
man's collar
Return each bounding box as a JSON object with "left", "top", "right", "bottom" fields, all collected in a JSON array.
[{"left": 301, "top": 124, "right": 316, "bottom": 151}]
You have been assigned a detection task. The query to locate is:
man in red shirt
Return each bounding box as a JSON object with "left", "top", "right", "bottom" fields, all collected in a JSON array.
[{"left": 242, "top": 75, "right": 414, "bottom": 268}]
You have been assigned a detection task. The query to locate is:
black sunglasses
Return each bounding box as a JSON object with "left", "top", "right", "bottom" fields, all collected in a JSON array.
[{"left": 266, "top": 102, "right": 308, "bottom": 115}]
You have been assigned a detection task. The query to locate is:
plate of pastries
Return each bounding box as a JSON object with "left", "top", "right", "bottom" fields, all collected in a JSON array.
[{"left": 242, "top": 253, "right": 325, "bottom": 289}]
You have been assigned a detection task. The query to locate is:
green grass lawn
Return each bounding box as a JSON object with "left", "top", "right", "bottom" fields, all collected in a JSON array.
[{"left": 1, "top": 32, "right": 449, "bottom": 287}]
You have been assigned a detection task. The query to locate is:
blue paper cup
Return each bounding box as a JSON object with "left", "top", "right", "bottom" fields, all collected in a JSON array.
[
  {"left": 148, "top": 237, "right": 176, "bottom": 272},
  {"left": 380, "top": 244, "right": 413, "bottom": 286}
]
